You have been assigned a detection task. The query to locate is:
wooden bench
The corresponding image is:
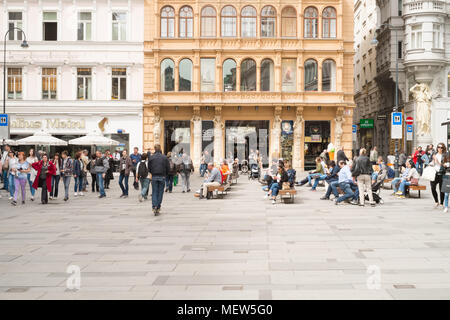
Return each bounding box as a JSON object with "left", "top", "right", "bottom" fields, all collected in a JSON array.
[
  {"left": 382, "top": 178, "right": 393, "bottom": 189},
  {"left": 206, "top": 183, "right": 230, "bottom": 199},
  {"left": 406, "top": 185, "right": 426, "bottom": 198},
  {"left": 278, "top": 188, "right": 297, "bottom": 203}
]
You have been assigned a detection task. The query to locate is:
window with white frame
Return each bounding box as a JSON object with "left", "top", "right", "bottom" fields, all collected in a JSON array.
[
  {"left": 112, "top": 68, "right": 127, "bottom": 100},
  {"left": 433, "top": 24, "right": 443, "bottom": 49},
  {"left": 77, "top": 12, "right": 92, "bottom": 41},
  {"left": 410, "top": 24, "right": 422, "bottom": 49},
  {"left": 77, "top": 68, "right": 92, "bottom": 100},
  {"left": 7, "top": 67, "right": 22, "bottom": 99},
  {"left": 112, "top": 12, "right": 127, "bottom": 41},
  {"left": 43, "top": 11, "right": 57, "bottom": 41},
  {"left": 42, "top": 68, "right": 57, "bottom": 100},
  {"left": 8, "top": 12, "right": 23, "bottom": 40}
]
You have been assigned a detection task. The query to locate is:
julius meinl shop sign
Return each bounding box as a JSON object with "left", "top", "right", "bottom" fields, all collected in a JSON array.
[{"left": 11, "top": 117, "right": 86, "bottom": 130}]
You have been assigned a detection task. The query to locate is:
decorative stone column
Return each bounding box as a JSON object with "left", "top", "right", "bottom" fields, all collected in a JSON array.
[
  {"left": 153, "top": 106, "right": 161, "bottom": 146},
  {"left": 191, "top": 106, "right": 202, "bottom": 170},
  {"left": 213, "top": 106, "right": 224, "bottom": 165},
  {"left": 410, "top": 83, "right": 433, "bottom": 148},
  {"left": 334, "top": 107, "right": 345, "bottom": 160},
  {"left": 293, "top": 106, "right": 304, "bottom": 172},
  {"left": 270, "top": 106, "right": 282, "bottom": 162}
]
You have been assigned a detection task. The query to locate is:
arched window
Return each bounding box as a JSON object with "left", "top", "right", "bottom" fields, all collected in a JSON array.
[
  {"left": 304, "top": 59, "right": 318, "bottom": 91},
  {"left": 179, "top": 6, "right": 193, "bottom": 38},
  {"left": 304, "top": 7, "right": 318, "bottom": 38},
  {"left": 323, "top": 7, "right": 336, "bottom": 38},
  {"left": 223, "top": 59, "right": 236, "bottom": 91},
  {"left": 161, "top": 6, "right": 175, "bottom": 38},
  {"left": 260, "top": 59, "right": 274, "bottom": 91},
  {"left": 201, "top": 6, "right": 216, "bottom": 37},
  {"left": 240, "top": 59, "right": 256, "bottom": 91},
  {"left": 179, "top": 58, "right": 192, "bottom": 91},
  {"left": 281, "top": 7, "right": 297, "bottom": 37},
  {"left": 241, "top": 6, "right": 257, "bottom": 38},
  {"left": 221, "top": 6, "right": 237, "bottom": 37},
  {"left": 161, "top": 58, "right": 174, "bottom": 91},
  {"left": 261, "top": 6, "right": 276, "bottom": 37},
  {"left": 322, "top": 59, "right": 336, "bottom": 91}
]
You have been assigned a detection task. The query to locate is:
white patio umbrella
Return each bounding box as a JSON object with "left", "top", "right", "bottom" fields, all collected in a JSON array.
[
  {"left": 1, "top": 138, "right": 18, "bottom": 146},
  {"left": 68, "top": 130, "right": 119, "bottom": 146},
  {"left": 15, "top": 129, "right": 68, "bottom": 146}
]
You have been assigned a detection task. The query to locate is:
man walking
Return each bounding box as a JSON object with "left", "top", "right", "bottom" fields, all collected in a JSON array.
[
  {"left": 352, "top": 148, "right": 375, "bottom": 206},
  {"left": 94, "top": 150, "right": 109, "bottom": 198},
  {"left": 60, "top": 151, "right": 73, "bottom": 201},
  {"left": 81, "top": 150, "right": 89, "bottom": 192},
  {"left": 118, "top": 149, "right": 133, "bottom": 198},
  {"left": 148, "top": 144, "right": 169, "bottom": 215},
  {"left": 130, "top": 147, "right": 141, "bottom": 190}
]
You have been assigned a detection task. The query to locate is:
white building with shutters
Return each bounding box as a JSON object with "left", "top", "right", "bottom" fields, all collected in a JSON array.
[{"left": 1, "top": 0, "right": 144, "bottom": 154}]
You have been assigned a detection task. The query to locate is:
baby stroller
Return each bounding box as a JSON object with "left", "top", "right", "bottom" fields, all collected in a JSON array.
[
  {"left": 248, "top": 163, "right": 260, "bottom": 180},
  {"left": 240, "top": 160, "right": 249, "bottom": 174},
  {"left": 364, "top": 168, "right": 387, "bottom": 204}
]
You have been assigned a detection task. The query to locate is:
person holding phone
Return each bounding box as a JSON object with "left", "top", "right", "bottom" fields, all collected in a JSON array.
[{"left": 11, "top": 152, "right": 30, "bottom": 206}]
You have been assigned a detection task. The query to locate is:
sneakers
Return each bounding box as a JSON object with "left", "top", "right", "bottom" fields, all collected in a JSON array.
[
  {"left": 11, "top": 200, "right": 17, "bottom": 206},
  {"left": 271, "top": 199, "right": 276, "bottom": 205},
  {"left": 74, "top": 192, "right": 78, "bottom": 197},
  {"left": 395, "top": 191, "right": 403, "bottom": 196},
  {"left": 444, "top": 207, "right": 448, "bottom": 213},
  {"left": 30, "top": 196, "right": 34, "bottom": 201},
  {"left": 138, "top": 194, "right": 143, "bottom": 202},
  {"left": 49, "top": 196, "right": 53, "bottom": 200},
  {"left": 8, "top": 196, "right": 12, "bottom": 200},
  {"left": 434, "top": 203, "right": 441, "bottom": 209},
  {"left": 264, "top": 194, "right": 269, "bottom": 200},
  {"left": 64, "top": 197, "right": 68, "bottom": 201},
  {"left": 334, "top": 199, "right": 339, "bottom": 205},
  {"left": 79, "top": 192, "right": 84, "bottom": 196},
  {"left": 320, "top": 196, "right": 329, "bottom": 200},
  {"left": 123, "top": 195, "right": 128, "bottom": 198},
  {"left": 99, "top": 195, "right": 106, "bottom": 198},
  {"left": 396, "top": 195, "right": 405, "bottom": 199},
  {"left": 120, "top": 194, "right": 124, "bottom": 198},
  {"left": 350, "top": 200, "right": 359, "bottom": 205}
]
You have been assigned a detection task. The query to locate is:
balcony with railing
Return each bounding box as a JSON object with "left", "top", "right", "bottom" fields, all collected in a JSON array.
[{"left": 403, "top": 0, "right": 446, "bottom": 15}]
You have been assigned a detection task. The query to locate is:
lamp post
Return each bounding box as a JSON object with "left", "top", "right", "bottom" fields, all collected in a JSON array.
[
  {"left": 3, "top": 27, "right": 28, "bottom": 140},
  {"left": 371, "top": 23, "right": 400, "bottom": 178}
]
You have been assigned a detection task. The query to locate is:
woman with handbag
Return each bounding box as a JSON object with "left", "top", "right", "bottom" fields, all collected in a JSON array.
[
  {"left": 395, "top": 160, "right": 420, "bottom": 198},
  {"left": 430, "top": 143, "right": 447, "bottom": 208},
  {"left": 31, "top": 154, "right": 56, "bottom": 204}
]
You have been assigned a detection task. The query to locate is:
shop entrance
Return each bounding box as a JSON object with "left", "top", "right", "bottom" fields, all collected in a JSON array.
[
  {"left": 304, "top": 121, "right": 330, "bottom": 170},
  {"left": 164, "top": 120, "right": 191, "bottom": 156},
  {"left": 225, "top": 120, "right": 269, "bottom": 166}
]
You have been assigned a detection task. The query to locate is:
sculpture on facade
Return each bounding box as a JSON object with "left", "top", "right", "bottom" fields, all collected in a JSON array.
[
  {"left": 410, "top": 83, "right": 432, "bottom": 136},
  {"left": 153, "top": 107, "right": 161, "bottom": 145},
  {"left": 191, "top": 108, "right": 202, "bottom": 167},
  {"left": 334, "top": 112, "right": 344, "bottom": 151},
  {"left": 293, "top": 107, "right": 304, "bottom": 170}
]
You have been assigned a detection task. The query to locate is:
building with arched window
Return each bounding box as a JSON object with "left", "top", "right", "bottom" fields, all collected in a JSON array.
[{"left": 144, "top": 0, "right": 355, "bottom": 171}]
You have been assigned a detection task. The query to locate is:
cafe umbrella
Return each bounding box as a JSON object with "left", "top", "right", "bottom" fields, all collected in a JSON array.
[{"left": 68, "top": 130, "right": 120, "bottom": 147}]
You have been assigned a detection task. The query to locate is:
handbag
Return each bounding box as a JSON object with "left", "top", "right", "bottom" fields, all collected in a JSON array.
[
  {"left": 442, "top": 175, "right": 450, "bottom": 194},
  {"left": 410, "top": 178, "right": 419, "bottom": 186},
  {"left": 422, "top": 165, "right": 436, "bottom": 181},
  {"left": 282, "top": 182, "right": 291, "bottom": 190}
]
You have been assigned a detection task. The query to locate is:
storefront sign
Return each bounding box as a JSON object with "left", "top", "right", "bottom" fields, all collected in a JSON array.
[
  {"left": 360, "top": 119, "right": 374, "bottom": 129},
  {"left": 310, "top": 135, "right": 322, "bottom": 142},
  {"left": 11, "top": 118, "right": 86, "bottom": 130}
]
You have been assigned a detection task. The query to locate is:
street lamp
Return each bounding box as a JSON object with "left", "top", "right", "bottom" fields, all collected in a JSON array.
[
  {"left": 372, "top": 23, "right": 400, "bottom": 178},
  {"left": 3, "top": 27, "right": 28, "bottom": 116}
]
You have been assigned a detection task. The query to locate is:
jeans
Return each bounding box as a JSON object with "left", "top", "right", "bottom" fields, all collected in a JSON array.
[
  {"left": 325, "top": 180, "right": 339, "bottom": 198},
  {"left": 27, "top": 173, "right": 36, "bottom": 196},
  {"left": 50, "top": 174, "right": 60, "bottom": 198},
  {"left": 2, "top": 170, "right": 8, "bottom": 190},
  {"left": 371, "top": 172, "right": 378, "bottom": 181},
  {"left": 200, "top": 164, "right": 207, "bottom": 177},
  {"left": 74, "top": 176, "right": 83, "bottom": 193},
  {"left": 97, "top": 173, "right": 106, "bottom": 197},
  {"left": 270, "top": 183, "right": 281, "bottom": 197},
  {"left": 445, "top": 193, "right": 449, "bottom": 208},
  {"left": 180, "top": 172, "right": 190, "bottom": 192},
  {"left": 312, "top": 174, "right": 327, "bottom": 190},
  {"left": 398, "top": 180, "right": 411, "bottom": 195},
  {"left": 119, "top": 172, "right": 129, "bottom": 196},
  {"left": 166, "top": 175, "right": 174, "bottom": 192},
  {"left": 151, "top": 176, "right": 165, "bottom": 209},
  {"left": 391, "top": 177, "right": 402, "bottom": 192},
  {"left": 14, "top": 177, "right": 27, "bottom": 202},
  {"left": 140, "top": 178, "right": 150, "bottom": 198},
  {"left": 416, "top": 162, "right": 423, "bottom": 176},
  {"left": 39, "top": 177, "right": 48, "bottom": 204},
  {"left": 8, "top": 173, "right": 15, "bottom": 197},
  {"left": 336, "top": 182, "right": 357, "bottom": 203},
  {"left": 91, "top": 173, "right": 99, "bottom": 192},
  {"left": 62, "top": 176, "right": 71, "bottom": 199}
]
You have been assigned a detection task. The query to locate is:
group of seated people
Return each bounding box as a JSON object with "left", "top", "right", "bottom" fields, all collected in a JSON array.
[
  {"left": 196, "top": 159, "right": 237, "bottom": 199},
  {"left": 262, "top": 160, "right": 296, "bottom": 204},
  {"left": 390, "top": 159, "right": 420, "bottom": 198}
]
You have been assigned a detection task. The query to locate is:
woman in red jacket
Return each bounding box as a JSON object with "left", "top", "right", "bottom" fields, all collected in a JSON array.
[{"left": 32, "top": 154, "right": 56, "bottom": 204}]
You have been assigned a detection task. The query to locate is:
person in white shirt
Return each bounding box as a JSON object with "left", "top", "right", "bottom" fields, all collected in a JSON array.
[
  {"left": 6, "top": 151, "right": 17, "bottom": 199},
  {"left": 26, "top": 148, "right": 38, "bottom": 201},
  {"left": 1, "top": 144, "right": 11, "bottom": 190},
  {"left": 430, "top": 142, "right": 446, "bottom": 208}
]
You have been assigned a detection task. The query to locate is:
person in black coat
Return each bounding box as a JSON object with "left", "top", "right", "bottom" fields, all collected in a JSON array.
[
  {"left": 336, "top": 147, "right": 349, "bottom": 163},
  {"left": 104, "top": 150, "right": 114, "bottom": 189}
]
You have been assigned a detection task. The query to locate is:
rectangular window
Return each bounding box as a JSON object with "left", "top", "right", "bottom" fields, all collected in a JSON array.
[
  {"left": 281, "top": 59, "right": 297, "bottom": 92},
  {"left": 77, "top": 68, "right": 92, "bottom": 100},
  {"left": 77, "top": 12, "right": 92, "bottom": 41},
  {"left": 398, "top": 41, "right": 402, "bottom": 59},
  {"left": 411, "top": 24, "right": 422, "bottom": 49},
  {"left": 433, "top": 24, "right": 442, "bottom": 49},
  {"left": 43, "top": 11, "right": 57, "bottom": 41},
  {"left": 112, "top": 12, "right": 127, "bottom": 41},
  {"left": 7, "top": 67, "right": 22, "bottom": 99},
  {"left": 112, "top": 68, "right": 127, "bottom": 100},
  {"left": 200, "top": 58, "right": 215, "bottom": 92},
  {"left": 42, "top": 68, "right": 57, "bottom": 100},
  {"left": 8, "top": 12, "right": 23, "bottom": 40}
]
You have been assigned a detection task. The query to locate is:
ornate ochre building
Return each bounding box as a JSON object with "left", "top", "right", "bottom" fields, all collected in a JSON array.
[{"left": 143, "top": 0, "right": 355, "bottom": 171}]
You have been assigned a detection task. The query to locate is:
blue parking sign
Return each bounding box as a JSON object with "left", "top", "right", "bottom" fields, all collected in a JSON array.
[
  {"left": 0, "top": 114, "right": 7, "bottom": 126},
  {"left": 407, "top": 124, "right": 413, "bottom": 133},
  {"left": 352, "top": 124, "right": 356, "bottom": 134},
  {"left": 392, "top": 112, "right": 402, "bottom": 125}
]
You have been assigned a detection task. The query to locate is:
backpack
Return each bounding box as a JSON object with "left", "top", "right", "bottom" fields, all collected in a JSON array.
[
  {"left": 168, "top": 160, "right": 176, "bottom": 175},
  {"left": 387, "top": 166, "right": 395, "bottom": 178},
  {"left": 137, "top": 162, "right": 148, "bottom": 179}
]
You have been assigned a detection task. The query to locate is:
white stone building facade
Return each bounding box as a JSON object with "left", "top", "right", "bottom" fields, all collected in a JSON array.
[{"left": 1, "top": 0, "right": 144, "bottom": 153}]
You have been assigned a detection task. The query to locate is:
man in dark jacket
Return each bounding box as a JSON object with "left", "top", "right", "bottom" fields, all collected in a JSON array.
[
  {"left": 148, "top": 144, "right": 170, "bottom": 215},
  {"left": 321, "top": 161, "right": 340, "bottom": 200},
  {"left": 352, "top": 148, "right": 375, "bottom": 206},
  {"left": 336, "top": 147, "right": 349, "bottom": 163}
]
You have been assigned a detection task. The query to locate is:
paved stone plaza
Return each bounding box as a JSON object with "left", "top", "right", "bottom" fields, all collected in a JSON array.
[{"left": 1, "top": 174, "right": 450, "bottom": 300}]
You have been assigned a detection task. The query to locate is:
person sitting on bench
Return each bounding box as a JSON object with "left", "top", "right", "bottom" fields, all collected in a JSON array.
[
  {"left": 394, "top": 159, "right": 419, "bottom": 198},
  {"left": 320, "top": 160, "right": 340, "bottom": 200},
  {"left": 265, "top": 165, "right": 289, "bottom": 205},
  {"left": 296, "top": 157, "right": 324, "bottom": 187},
  {"left": 199, "top": 163, "right": 222, "bottom": 199}
]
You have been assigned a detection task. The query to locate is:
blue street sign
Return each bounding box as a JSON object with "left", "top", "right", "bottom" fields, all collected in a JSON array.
[
  {"left": 406, "top": 124, "right": 413, "bottom": 133},
  {"left": 0, "top": 114, "right": 7, "bottom": 126},
  {"left": 352, "top": 124, "right": 357, "bottom": 134},
  {"left": 392, "top": 112, "right": 402, "bottom": 125}
]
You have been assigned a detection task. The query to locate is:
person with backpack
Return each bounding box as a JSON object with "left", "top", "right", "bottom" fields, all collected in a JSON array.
[
  {"left": 118, "top": 149, "right": 133, "bottom": 198},
  {"left": 178, "top": 152, "right": 194, "bottom": 193},
  {"left": 148, "top": 144, "right": 170, "bottom": 215},
  {"left": 94, "top": 150, "right": 109, "bottom": 198},
  {"left": 60, "top": 151, "right": 73, "bottom": 201},
  {"left": 136, "top": 153, "right": 150, "bottom": 202},
  {"left": 352, "top": 148, "right": 375, "bottom": 206},
  {"left": 165, "top": 152, "right": 176, "bottom": 193}
]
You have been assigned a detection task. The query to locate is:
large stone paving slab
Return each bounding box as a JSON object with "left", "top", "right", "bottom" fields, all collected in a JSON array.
[{"left": 1, "top": 173, "right": 450, "bottom": 299}]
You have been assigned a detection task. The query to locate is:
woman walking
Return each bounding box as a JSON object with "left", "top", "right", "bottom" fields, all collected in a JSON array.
[
  {"left": 6, "top": 151, "right": 17, "bottom": 200},
  {"left": 118, "top": 149, "right": 133, "bottom": 198},
  {"left": 73, "top": 151, "right": 84, "bottom": 197},
  {"left": 178, "top": 152, "right": 194, "bottom": 193},
  {"left": 104, "top": 150, "right": 114, "bottom": 189},
  {"left": 32, "top": 154, "right": 56, "bottom": 204},
  {"left": 87, "top": 154, "right": 99, "bottom": 193},
  {"left": 165, "top": 152, "right": 176, "bottom": 193},
  {"left": 26, "top": 149, "right": 38, "bottom": 201},
  {"left": 50, "top": 153, "right": 61, "bottom": 200},
  {"left": 11, "top": 152, "right": 30, "bottom": 206},
  {"left": 430, "top": 143, "right": 447, "bottom": 208}
]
